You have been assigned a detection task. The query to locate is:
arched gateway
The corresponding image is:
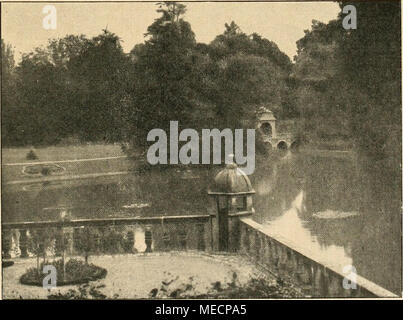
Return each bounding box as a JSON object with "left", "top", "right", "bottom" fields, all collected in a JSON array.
[
  {"left": 256, "top": 106, "right": 296, "bottom": 150},
  {"left": 257, "top": 107, "right": 277, "bottom": 138}
]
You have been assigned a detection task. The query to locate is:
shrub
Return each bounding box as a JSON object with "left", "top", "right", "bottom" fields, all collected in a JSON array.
[
  {"left": 150, "top": 273, "right": 303, "bottom": 299},
  {"left": 26, "top": 149, "right": 38, "bottom": 160},
  {"left": 47, "top": 284, "right": 111, "bottom": 300},
  {"left": 41, "top": 167, "right": 51, "bottom": 176}
]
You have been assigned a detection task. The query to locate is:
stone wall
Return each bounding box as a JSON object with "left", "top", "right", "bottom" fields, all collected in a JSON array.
[{"left": 237, "top": 217, "right": 398, "bottom": 298}]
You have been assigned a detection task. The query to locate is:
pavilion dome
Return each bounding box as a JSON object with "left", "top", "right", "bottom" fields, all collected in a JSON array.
[{"left": 208, "top": 161, "right": 255, "bottom": 195}]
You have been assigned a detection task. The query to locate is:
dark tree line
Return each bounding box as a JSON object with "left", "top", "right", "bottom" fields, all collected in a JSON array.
[
  {"left": 1, "top": 2, "right": 294, "bottom": 149},
  {"left": 2, "top": 1, "right": 401, "bottom": 169},
  {"left": 293, "top": 1, "right": 401, "bottom": 161},
  {"left": 2, "top": 32, "right": 133, "bottom": 146}
]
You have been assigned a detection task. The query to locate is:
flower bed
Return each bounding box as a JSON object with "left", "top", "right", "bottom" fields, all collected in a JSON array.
[
  {"left": 20, "top": 259, "right": 107, "bottom": 286},
  {"left": 22, "top": 164, "right": 65, "bottom": 176}
]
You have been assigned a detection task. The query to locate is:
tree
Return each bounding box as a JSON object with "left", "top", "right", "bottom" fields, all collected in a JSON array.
[
  {"left": 292, "top": 2, "right": 401, "bottom": 161},
  {"left": 1, "top": 39, "right": 19, "bottom": 146},
  {"left": 338, "top": 1, "right": 401, "bottom": 160},
  {"left": 9, "top": 35, "right": 90, "bottom": 146},
  {"left": 205, "top": 22, "right": 293, "bottom": 128},
  {"left": 5, "top": 32, "right": 131, "bottom": 146},
  {"left": 292, "top": 19, "right": 350, "bottom": 144},
  {"left": 125, "top": 10, "right": 294, "bottom": 158},
  {"left": 124, "top": 2, "right": 201, "bottom": 153},
  {"left": 68, "top": 30, "right": 133, "bottom": 142}
]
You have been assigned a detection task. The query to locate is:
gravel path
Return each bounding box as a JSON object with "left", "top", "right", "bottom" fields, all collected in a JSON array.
[{"left": 3, "top": 252, "right": 274, "bottom": 299}]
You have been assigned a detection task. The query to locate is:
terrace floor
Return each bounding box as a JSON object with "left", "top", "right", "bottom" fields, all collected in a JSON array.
[{"left": 2, "top": 251, "right": 300, "bottom": 299}]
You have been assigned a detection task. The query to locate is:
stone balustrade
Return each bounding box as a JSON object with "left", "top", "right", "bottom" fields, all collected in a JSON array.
[
  {"left": 2, "top": 213, "right": 398, "bottom": 298},
  {"left": 238, "top": 217, "right": 398, "bottom": 298},
  {"left": 2, "top": 215, "right": 213, "bottom": 259}
]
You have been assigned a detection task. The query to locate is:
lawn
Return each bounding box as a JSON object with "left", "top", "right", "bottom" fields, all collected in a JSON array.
[
  {"left": 2, "top": 143, "right": 124, "bottom": 164},
  {"left": 2, "top": 144, "right": 131, "bottom": 183}
]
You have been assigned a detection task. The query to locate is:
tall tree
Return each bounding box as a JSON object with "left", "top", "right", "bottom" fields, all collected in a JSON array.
[
  {"left": 68, "top": 30, "right": 132, "bottom": 142},
  {"left": 206, "top": 22, "right": 293, "bottom": 128},
  {"left": 339, "top": 1, "right": 401, "bottom": 160},
  {"left": 1, "top": 39, "right": 19, "bottom": 145},
  {"left": 293, "top": 2, "right": 401, "bottom": 160},
  {"left": 292, "top": 19, "right": 350, "bottom": 144},
  {"left": 6, "top": 32, "right": 131, "bottom": 146},
  {"left": 125, "top": 2, "right": 201, "bottom": 152},
  {"left": 13, "top": 35, "right": 90, "bottom": 145}
]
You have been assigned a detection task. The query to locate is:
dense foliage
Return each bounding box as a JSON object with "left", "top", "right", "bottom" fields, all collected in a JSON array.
[
  {"left": 2, "top": 1, "right": 401, "bottom": 167},
  {"left": 150, "top": 272, "right": 302, "bottom": 298},
  {"left": 2, "top": 32, "right": 132, "bottom": 146},
  {"left": 293, "top": 1, "right": 401, "bottom": 161},
  {"left": 2, "top": 2, "right": 293, "bottom": 150}
]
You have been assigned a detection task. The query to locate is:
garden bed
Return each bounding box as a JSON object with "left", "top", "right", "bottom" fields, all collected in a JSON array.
[{"left": 20, "top": 258, "right": 107, "bottom": 286}]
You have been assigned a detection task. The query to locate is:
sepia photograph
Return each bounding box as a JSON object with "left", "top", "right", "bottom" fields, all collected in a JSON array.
[{"left": 1, "top": 0, "right": 401, "bottom": 301}]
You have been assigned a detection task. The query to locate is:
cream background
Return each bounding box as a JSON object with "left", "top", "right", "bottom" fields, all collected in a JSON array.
[{"left": 2, "top": 1, "right": 340, "bottom": 61}]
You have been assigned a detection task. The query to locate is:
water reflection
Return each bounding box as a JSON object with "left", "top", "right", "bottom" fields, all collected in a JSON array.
[
  {"left": 2, "top": 169, "right": 215, "bottom": 222},
  {"left": 251, "top": 152, "right": 401, "bottom": 295},
  {"left": 258, "top": 189, "right": 353, "bottom": 270}
]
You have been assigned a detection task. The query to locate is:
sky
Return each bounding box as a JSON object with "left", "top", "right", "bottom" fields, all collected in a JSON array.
[{"left": 2, "top": 1, "right": 341, "bottom": 62}]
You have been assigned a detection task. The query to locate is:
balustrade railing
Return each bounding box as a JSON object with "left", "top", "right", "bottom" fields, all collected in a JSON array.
[
  {"left": 2, "top": 215, "right": 213, "bottom": 259},
  {"left": 2, "top": 213, "right": 397, "bottom": 298},
  {"left": 238, "top": 217, "right": 398, "bottom": 298}
]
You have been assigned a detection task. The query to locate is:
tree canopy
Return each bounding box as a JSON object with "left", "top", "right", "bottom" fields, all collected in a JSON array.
[
  {"left": 292, "top": 1, "right": 400, "bottom": 160},
  {"left": 2, "top": 0, "right": 400, "bottom": 170}
]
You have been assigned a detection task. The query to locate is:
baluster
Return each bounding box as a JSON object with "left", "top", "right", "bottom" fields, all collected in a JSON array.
[
  {"left": 38, "top": 233, "right": 46, "bottom": 263},
  {"left": 254, "top": 231, "right": 261, "bottom": 260},
  {"left": 262, "top": 237, "right": 269, "bottom": 267},
  {"left": 296, "top": 257, "right": 313, "bottom": 295},
  {"left": 328, "top": 272, "right": 342, "bottom": 297},
  {"left": 271, "top": 241, "right": 280, "bottom": 272},
  {"left": 19, "top": 229, "right": 29, "bottom": 258},
  {"left": 322, "top": 268, "right": 330, "bottom": 297},
  {"left": 267, "top": 238, "right": 275, "bottom": 269},
  {"left": 311, "top": 264, "right": 320, "bottom": 297},
  {"left": 162, "top": 231, "right": 171, "bottom": 251},
  {"left": 56, "top": 227, "right": 65, "bottom": 257},
  {"left": 126, "top": 230, "right": 135, "bottom": 253},
  {"left": 64, "top": 227, "right": 74, "bottom": 255},
  {"left": 242, "top": 226, "right": 250, "bottom": 254},
  {"left": 284, "top": 248, "right": 291, "bottom": 274},
  {"left": 247, "top": 229, "right": 255, "bottom": 257},
  {"left": 351, "top": 283, "right": 363, "bottom": 298},
  {"left": 92, "top": 228, "right": 100, "bottom": 254},
  {"left": 179, "top": 229, "right": 187, "bottom": 250},
  {"left": 10, "top": 229, "right": 21, "bottom": 257},
  {"left": 312, "top": 265, "right": 327, "bottom": 297},
  {"left": 264, "top": 238, "right": 273, "bottom": 268},
  {"left": 288, "top": 250, "right": 298, "bottom": 279},
  {"left": 278, "top": 245, "right": 288, "bottom": 277},
  {"left": 2, "top": 230, "right": 12, "bottom": 259},
  {"left": 145, "top": 225, "right": 153, "bottom": 253},
  {"left": 258, "top": 233, "right": 265, "bottom": 263},
  {"left": 229, "top": 219, "right": 240, "bottom": 252},
  {"left": 196, "top": 223, "right": 205, "bottom": 251}
]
